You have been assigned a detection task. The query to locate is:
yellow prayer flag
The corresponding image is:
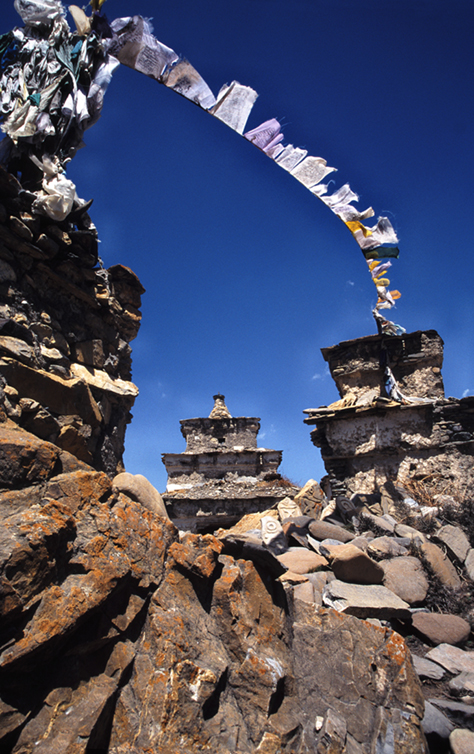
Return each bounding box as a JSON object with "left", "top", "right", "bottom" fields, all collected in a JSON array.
[{"left": 345, "top": 220, "right": 373, "bottom": 237}]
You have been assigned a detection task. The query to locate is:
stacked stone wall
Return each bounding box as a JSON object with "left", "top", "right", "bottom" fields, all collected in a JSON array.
[{"left": 0, "top": 167, "right": 144, "bottom": 476}]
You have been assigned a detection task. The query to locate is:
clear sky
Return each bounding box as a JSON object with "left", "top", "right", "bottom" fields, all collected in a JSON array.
[{"left": 3, "top": 0, "right": 473, "bottom": 490}]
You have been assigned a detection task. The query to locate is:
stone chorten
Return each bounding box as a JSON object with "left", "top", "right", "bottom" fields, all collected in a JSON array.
[
  {"left": 162, "top": 395, "right": 297, "bottom": 531},
  {"left": 304, "top": 330, "right": 474, "bottom": 496}
]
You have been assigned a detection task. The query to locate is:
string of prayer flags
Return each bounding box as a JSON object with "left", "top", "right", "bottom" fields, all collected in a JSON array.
[{"left": 2, "top": 0, "right": 403, "bottom": 333}]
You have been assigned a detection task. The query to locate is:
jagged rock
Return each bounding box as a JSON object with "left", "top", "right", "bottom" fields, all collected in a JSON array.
[
  {"left": 412, "top": 655, "right": 446, "bottom": 680},
  {"left": 0, "top": 335, "right": 35, "bottom": 364},
  {"left": 112, "top": 471, "right": 169, "bottom": 518},
  {"left": 315, "top": 707, "right": 346, "bottom": 753},
  {"left": 70, "top": 363, "right": 139, "bottom": 402},
  {"left": 215, "top": 508, "right": 278, "bottom": 537},
  {"left": 276, "top": 548, "right": 328, "bottom": 574},
  {"left": 292, "top": 603, "right": 427, "bottom": 752},
  {"left": 450, "top": 728, "right": 474, "bottom": 754},
  {"left": 56, "top": 424, "right": 94, "bottom": 463},
  {"left": 308, "top": 520, "right": 354, "bottom": 543},
  {"left": 380, "top": 556, "right": 429, "bottom": 605},
  {"left": 279, "top": 570, "right": 309, "bottom": 584},
  {"left": 0, "top": 422, "right": 60, "bottom": 488},
  {"left": 281, "top": 516, "right": 315, "bottom": 541},
  {"left": 426, "top": 644, "right": 474, "bottom": 674},
  {"left": 12, "top": 673, "right": 119, "bottom": 753},
  {"left": 322, "top": 580, "right": 411, "bottom": 620},
  {"left": 435, "top": 524, "right": 471, "bottom": 563},
  {"left": 306, "top": 572, "right": 330, "bottom": 604},
  {"left": 324, "top": 544, "right": 384, "bottom": 585},
  {"left": 293, "top": 581, "right": 316, "bottom": 604},
  {"left": 220, "top": 534, "right": 287, "bottom": 578},
  {"left": 419, "top": 540, "right": 462, "bottom": 589},
  {"left": 449, "top": 671, "right": 474, "bottom": 695},
  {"left": 412, "top": 612, "right": 471, "bottom": 646},
  {"left": 1, "top": 359, "right": 102, "bottom": 427}
]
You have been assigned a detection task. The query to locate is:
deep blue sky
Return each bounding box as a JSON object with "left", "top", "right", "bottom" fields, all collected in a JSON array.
[{"left": 3, "top": 1, "right": 474, "bottom": 489}]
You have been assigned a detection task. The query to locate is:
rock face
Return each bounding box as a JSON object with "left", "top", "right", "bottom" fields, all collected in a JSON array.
[
  {"left": 0, "top": 166, "right": 143, "bottom": 476},
  {"left": 304, "top": 330, "right": 474, "bottom": 496}
]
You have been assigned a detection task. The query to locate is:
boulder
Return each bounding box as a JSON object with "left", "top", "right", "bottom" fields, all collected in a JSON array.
[
  {"left": 429, "top": 698, "right": 474, "bottom": 720},
  {"left": 325, "top": 543, "right": 384, "bottom": 585},
  {"left": 308, "top": 520, "right": 354, "bottom": 543},
  {"left": 292, "top": 604, "right": 426, "bottom": 752},
  {"left": 367, "top": 536, "right": 409, "bottom": 558},
  {"left": 450, "top": 729, "right": 474, "bottom": 754},
  {"left": 422, "top": 700, "right": 454, "bottom": 744},
  {"left": 277, "top": 548, "right": 328, "bottom": 574},
  {"left": 419, "top": 540, "right": 462, "bottom": 589},
  {"left": 360, "top": 512, "right": 395, "bottom": 535},
  {"left": 435, "top": 524, "right": 471, "bottom": 563},
  {"left": 113, "top": 471, "right": 169, "bottom": 518},
  {"left": 0, "top": 422, "right": 60, "bottom": 488},
  {"left": 381, "top": 556, "right": 429, "bottom": 605},
  {"left": 394, "top": 523, "right": 426, "bottom": 542},
  {"left": 412, "top": 612, "right": 471, "bottom": 646}
]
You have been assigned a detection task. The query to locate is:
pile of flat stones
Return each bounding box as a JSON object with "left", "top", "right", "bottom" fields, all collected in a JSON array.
[{"left": 216, "top": 479, "right": 474, "bottom": 754}]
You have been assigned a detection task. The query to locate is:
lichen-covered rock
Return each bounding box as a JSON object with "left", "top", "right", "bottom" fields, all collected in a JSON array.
[{"left": 0, "top": 428, "right": 428, "bottom": 753}]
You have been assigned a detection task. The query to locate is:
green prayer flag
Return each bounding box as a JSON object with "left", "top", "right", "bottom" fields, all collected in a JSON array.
[{"left": 363, "top": 246, "right": 400, "bottom": 260}]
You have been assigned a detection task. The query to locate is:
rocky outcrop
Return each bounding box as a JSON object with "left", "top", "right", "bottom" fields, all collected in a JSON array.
[
  {"left": 0, "top": 166, "right": 144, "bottom": 475},
  {"left": 0, "top": 420, "right": 429, "bottom": 753}
]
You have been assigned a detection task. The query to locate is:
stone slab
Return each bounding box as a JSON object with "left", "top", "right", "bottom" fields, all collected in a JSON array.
[
  {"left": 426, "top": 644, "right": 474, "bottom": 674},
  {"left": 322, "top": 579, "right": 411, "bottom": 620},
  {"left": 412, "top": 655, "right": 445, "bottom": 680}
]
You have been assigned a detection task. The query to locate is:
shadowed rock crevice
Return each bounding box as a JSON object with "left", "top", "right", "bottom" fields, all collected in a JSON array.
[
  {"left": 202, "top": 667, "right": 228, "bottom": 720},
  {"left": 268, "top": 675, "right": 286, "bottom": 716}
]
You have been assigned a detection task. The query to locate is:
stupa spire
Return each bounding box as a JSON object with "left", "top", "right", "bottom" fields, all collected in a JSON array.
[{"left": 209, "top": 394, "right": 232, "bottom": 419}]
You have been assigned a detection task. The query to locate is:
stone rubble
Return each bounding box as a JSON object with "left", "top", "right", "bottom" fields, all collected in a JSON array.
[{"left": 217, "top": 472, "right": 474, "bottom": 752}]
